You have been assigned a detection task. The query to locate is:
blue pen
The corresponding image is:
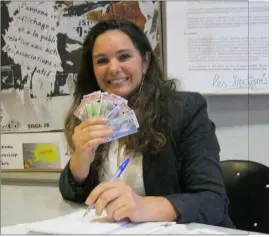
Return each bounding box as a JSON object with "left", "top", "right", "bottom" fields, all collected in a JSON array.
[{"left": 82, "top": 157, "right": 131, "bottom": 218}]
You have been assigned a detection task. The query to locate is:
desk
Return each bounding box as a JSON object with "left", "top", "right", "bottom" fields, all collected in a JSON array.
[
  {"left": 0, "top": 183, "right": 260, "bottom": 234},
  {"left": 1, "top": 183, "right": 83, "bottom": 227}
]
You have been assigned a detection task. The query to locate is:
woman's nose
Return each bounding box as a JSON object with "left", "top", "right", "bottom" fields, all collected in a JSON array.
[{"left": 108, "top": 59, "right": 121, "bottom": 74}]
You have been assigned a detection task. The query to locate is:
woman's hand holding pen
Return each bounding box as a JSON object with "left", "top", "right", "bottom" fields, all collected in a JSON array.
[
  {"left": 85, "top": 180, "right": 147, "bottom": 222},
  {"left": 69, "top": 117, "right": 113, "bottom": 183},
  {"left": 85, "top": 179, "right": 177, "bottom": 222}
]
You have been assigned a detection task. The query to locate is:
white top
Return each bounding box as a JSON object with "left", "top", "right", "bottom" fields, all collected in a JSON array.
[{"left": 98, "top": 140, "right": 146, "bottom": 196}]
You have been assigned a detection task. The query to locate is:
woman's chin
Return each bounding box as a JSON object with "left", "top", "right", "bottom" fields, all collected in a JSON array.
[{"left": 106, "top": 88, "right": 132, "bottom": 98}]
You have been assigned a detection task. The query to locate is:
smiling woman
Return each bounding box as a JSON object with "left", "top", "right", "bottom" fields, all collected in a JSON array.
[
  {"left": 59, "top": 19, "right": 235, "bottom": 228},
  {"left": 92, "top": 30, "right": 150, "bottom": 98}
]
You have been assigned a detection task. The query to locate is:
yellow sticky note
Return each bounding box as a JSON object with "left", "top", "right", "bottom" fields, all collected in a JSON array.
[{"left": 34, "top": 144, "right": 59, "bottom": 163}]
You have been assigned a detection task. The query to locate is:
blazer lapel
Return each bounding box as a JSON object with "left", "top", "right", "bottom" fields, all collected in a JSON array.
[{"left": 142, "top": 139, "right": 181, "bottom": 196}]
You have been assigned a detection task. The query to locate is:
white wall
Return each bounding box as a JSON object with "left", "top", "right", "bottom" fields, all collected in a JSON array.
[{"left": 206, "top": 95, "right": 269, "bottom": 167}]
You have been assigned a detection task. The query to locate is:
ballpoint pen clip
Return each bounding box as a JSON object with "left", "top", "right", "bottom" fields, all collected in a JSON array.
[{"left": 114, "top": 157, "right": 131, "bottom": 179}]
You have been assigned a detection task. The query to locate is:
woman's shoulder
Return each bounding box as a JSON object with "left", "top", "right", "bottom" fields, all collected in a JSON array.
[
  {"left": 167, "top": 91, "right": 210, "bottom": 137},
  {"left": 170, "top": 90, "right": 207, "bottom": 115}
]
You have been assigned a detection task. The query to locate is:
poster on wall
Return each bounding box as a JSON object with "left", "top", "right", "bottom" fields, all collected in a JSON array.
[
  {"left": 166, "top": 1, "right": 269, "bottom": 94},
  {"left": 1, "top": 1, "right": 163, "bottom": 133},
  {"left": 1, "top": 132, "right": 70, "bottom": 170}
]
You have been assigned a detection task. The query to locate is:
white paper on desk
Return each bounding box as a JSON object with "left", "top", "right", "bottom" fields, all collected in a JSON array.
[
  {"left": 113, "top": 222, "right": 176, "bottom": 234},
  {"left": 1, "top": 223, "right": 30, "bottom": 234},
  {"left": 26, "top": 209, "right": 126, "bottom": 234},
  {"left": 25, "top": 209, "right": 176, "bottom": 235},
  {"left": 148, "top": 224, "right": 230, "bottom": 235}
]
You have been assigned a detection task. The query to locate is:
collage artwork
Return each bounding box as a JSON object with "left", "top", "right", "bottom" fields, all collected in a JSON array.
[{"left": 0, "top": 1, "right": 163, "bottom": 170}]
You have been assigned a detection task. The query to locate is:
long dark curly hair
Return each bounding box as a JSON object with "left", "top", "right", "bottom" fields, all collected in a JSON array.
[{"left": 65, "top": 19, "right": 177, "bottom": 159}]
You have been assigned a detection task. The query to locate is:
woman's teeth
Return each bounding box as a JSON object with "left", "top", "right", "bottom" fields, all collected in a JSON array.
[{"left": 110, "top": 78, "right": 128, "bottom": 84}]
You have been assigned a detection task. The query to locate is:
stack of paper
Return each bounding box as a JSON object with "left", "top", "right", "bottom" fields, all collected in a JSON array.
[
  {"left": 2, "top": 209, "right": 176, "bottom": 235},
  {"left": 1, "top": 209, "right": 232, "bottom": 235}
]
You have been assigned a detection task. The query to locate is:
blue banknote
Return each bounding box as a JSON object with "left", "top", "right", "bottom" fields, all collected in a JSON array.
[{"left": 107, "top": 112, "right": 138, "bottom": 141}]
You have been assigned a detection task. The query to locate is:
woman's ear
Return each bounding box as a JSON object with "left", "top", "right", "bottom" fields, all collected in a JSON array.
[{"left": 142, "top": 52, "right": 151, "bottom": 74}]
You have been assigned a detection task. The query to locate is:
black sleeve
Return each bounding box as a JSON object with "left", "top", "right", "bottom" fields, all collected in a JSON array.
[
  {"left": 165, "top": 93, "right": 229, "bottom": 225},
  {"left": 59, "top": 160, "right": 99, "bottom": 203}
]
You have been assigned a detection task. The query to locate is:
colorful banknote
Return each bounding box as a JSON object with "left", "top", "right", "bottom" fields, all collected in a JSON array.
[{"left": 73, "top": 91, "right": 139, "bottom": 142}]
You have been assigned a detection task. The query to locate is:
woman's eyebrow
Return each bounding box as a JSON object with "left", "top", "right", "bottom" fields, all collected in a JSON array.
[
  {"left": 93, "top": 49, "right": 133, "bottom": 59},
  {"left": 116, "top": 49, "right": 132, "bottom": 54},
  {"left": 93, "top": 53, "right": 106, "bottom": 59}
]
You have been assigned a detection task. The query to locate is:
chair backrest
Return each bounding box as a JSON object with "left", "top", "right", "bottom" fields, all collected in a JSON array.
[{"left": 220, "top": 160, "right": 269, "bottom": 234}]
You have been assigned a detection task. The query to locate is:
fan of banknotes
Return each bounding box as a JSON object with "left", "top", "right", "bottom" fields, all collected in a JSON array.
[{"left": 74, "top": 91, "right": 139, "bottom": 142}]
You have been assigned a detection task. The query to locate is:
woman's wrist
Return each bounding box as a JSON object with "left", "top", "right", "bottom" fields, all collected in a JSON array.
[
  {"left": 142, "top": 196, "right": 178, "bottom": 222},
  {"left": 69, "top": 153, "right": 93, "bottom": 183}
]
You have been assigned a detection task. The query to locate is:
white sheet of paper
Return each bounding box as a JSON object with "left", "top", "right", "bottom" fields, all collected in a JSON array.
[
  {"left": 1, "top": 223, "right": 30, "bottom": 234},
  {"left": 113, "top": 222, "right": 176, "bottom": 234},
  {"left": 148, "top": 224, "right": 229, "bottom": 235},
  {"left": 26, "top": 209, "right": 128, "bottom": 234},
  {"left": 11, "top": 209, "right": 175, "bottom": 235}
]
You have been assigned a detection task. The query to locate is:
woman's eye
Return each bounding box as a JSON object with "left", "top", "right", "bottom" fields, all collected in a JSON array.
[
  {"left": 97, "top": 58, "right": 108, "bottom": 65},
  {"left": 119, "top": 54, "right": 131, "bottom": 61}
]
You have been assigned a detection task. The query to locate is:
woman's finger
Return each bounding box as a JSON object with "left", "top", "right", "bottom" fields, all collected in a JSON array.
[
  {"left": 112, "top": 205, "right": 130, "bottom": 222},
  {"left": 80, "top": 137, "right": 109, "bottom": 152},
  {"left": 73, "top": 126, "right": 113, "bottom": 149},
  {"left": 82, "top": 124, "right": 112, "bottom": 133},
  {"left": 77, "top": 127, "right": 112, "bottom": 145},
  {"left": 105, "top": 196, "right": 127, "bottom": 218},
  {"left": 75, "top": 117, "right": 108, "bottom": 132},
  {"left": 95, "top": 188, "right": 123, "bottom": 216},
  {"left": 75, "top": 124, "right": 112, "bottom": 141},
  {"left": 86, "top": 180, "right": 125, "bottom": 206},
  {"left": 88, "top": 128, "right": 113, "bottom": 140}
]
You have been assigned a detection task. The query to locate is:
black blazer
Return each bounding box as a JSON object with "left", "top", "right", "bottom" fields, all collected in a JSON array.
[{"left": 59, "top": 91, "right": 235, "bottom": 228}]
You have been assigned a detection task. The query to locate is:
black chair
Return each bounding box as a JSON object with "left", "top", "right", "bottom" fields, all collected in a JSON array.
[{"left": 220, "top": 160, "right": 269, "bottom": 234}]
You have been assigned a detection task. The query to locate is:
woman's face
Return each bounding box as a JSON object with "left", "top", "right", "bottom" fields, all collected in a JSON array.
[{"left": 92, "top": 30, "right": 149, "bottom": 98}]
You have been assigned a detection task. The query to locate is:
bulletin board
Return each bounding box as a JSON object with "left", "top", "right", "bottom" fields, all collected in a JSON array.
[{"left": 1, "top": 1, "right": 164, "bottom": 134}]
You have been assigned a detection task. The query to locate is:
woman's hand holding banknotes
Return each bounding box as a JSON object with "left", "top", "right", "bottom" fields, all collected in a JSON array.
[{"left": 69, "top": 117, "right": 114, "bottom": 183}]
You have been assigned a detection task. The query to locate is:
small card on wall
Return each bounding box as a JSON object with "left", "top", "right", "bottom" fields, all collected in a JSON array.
[{"left": 22, "top": 143, "right": 61, "bottom": 169}]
